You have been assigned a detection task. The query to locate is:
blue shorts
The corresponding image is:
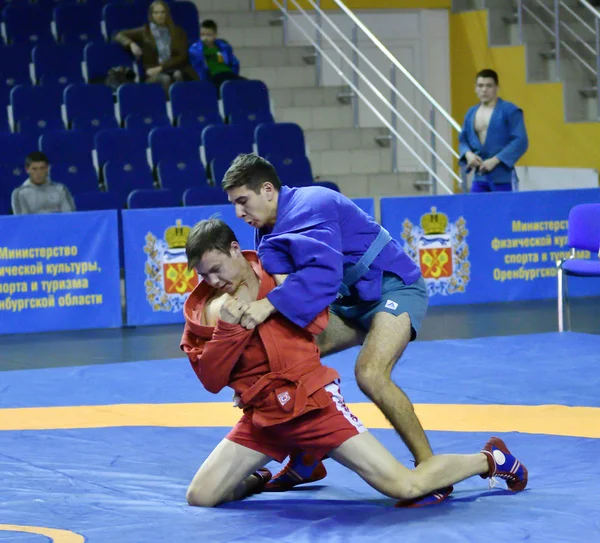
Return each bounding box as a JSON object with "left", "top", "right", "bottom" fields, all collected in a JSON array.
[{"left": 330, "top": 273, "right": 429, "bottom": 340}]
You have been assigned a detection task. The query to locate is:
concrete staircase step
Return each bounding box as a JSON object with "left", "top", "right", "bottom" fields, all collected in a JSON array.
[
  {"left": 243, "top": 65, "right": 315, "bottom": 88},
  {"left": 199, "top": 10, "right": 279, "bottom": 27},
  {"left": 310, "top": 148, "right": 392, "bottom": 176},
  {"left": 220, "top": 26, "right": 283, "bottom": 48},
  {"left": 278, "top": 104, "right": 354, "bottom": 130},
  {"left": 320, "top": 172, "right": 429, "bottom": 200},
  {"left": 270, "top": 86, "right": 350, "bottom": 108},
  {"left": 235, "top": 46, "right": 314, "bottom": 68},
  {"left": 305, "top": 127, "right": 389, "bottom": 151},
  {"left": 197, "top": 0, "right": 252, "bottom": 12}
]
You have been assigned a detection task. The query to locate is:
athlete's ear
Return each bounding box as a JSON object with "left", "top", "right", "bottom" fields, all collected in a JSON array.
[{"left": 262, "top": 182, "right": 275, "bottom": 201}]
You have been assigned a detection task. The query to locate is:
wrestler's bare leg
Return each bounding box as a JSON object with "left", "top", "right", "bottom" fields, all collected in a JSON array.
[
  {"left": 317, "top": 311, "right": 432, "bottom": 464},
  {"left": 186, "top": 439, "right": 272, "bottom": 507},
  {"left": 330, "top": 431, "right": 488, "bottom": 500}
]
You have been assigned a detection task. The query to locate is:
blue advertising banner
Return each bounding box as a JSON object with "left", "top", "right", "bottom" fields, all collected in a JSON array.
[
  {"left": 122, "top": 205, "right": 255, "bottom": 326},
  {"left": 0, "top": 211, "right": 122, "bottom": 334},
  {"left": 381, "top": 189, "right": 600, "bottom": 305}
]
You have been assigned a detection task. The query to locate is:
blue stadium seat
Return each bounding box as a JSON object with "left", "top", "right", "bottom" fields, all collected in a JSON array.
[
  {"left": 32, "top": 43, "right": 84, "bottom": 86},
  {"left": 10, "top": 84, "right": 65, "bottom": 135},
  {"left": 314, "top": 180, "right": 340, "bottom": 192},
  {"left": 221, "top": 79, "right": 271, "bottom": 120},
  {"left": 210, "top": 155, "right": 235, "bottom": 186},
  {"left": 54, "top": 4, "right": 103, "bottom": 47},
  {"left": 117, "top": 83, "right": 167, "bottom": 121},
  {"left": 183, "top": 185, "right": 229, "bottom": 206},
  {"left": 124, "top": 112, "right": 171, "bottom": 138},
  {"left": 95, "top": 128, "right": 148, "bottom": 169},
  {"left": 0, "top": 163, "right": 28, "bottom": 209},
  {"left": 229, "top": 110, "right": 274, "bottom": 128},
  {"left": 0, "top": 44, "right": 32, "bottom": 98},
  {"left": 102, "top": 3, "right": 146, "bottom": 40},
  {"left": 170, "top": 81, "right": 222, "bottom": 131},
  {"left": 84, "top": 42, "right": 133, "bottom": 83},
  {"left": 267, "top": 154, "right": 314, "bottom": 188},
  {"left": 255, "top": 123, "right": 306, "bottom": 160},
  {"left": 2, "top": 4, "right": 53, "bottom": 45},
  {"left": 50, "top": 161, "right": 100, "bottom": 196},
  {"left": 103, "top": 159, "right": 154, "bottom": 208},
  {"left": 201, "top": 124, "right": 254, "bottom": 167},
  {"left": 157, "top": 159, "right": 208, "bottom": 196},
  {"left": 0, "top": 88, "right": 11, "bottom": 133},
  {"left": 64, "top": 83, "right": 118, "bottom": 133},
  {"left": 74, "top": 190, "right": 119, "bottom": 211},
  {"left": 127, "top": 188, "right": 179, "bottom": 209},
  {"left": 0, "top": 194, "right": 13, "bottom": 215},
  {"left": 39, "top": 130, "right": 95, "bottom": 166},
  {"left": 148, "top": 127, "right": 202, "bottom": 167},
  {"left": 0, "top": 133, "right": 39, "bottom": 174},
  {"left": 169, "top": 1, "right": 199, "bottom": 42}
]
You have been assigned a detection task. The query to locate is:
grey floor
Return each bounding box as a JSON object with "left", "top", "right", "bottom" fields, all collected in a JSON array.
[{"left": 0, "top": 297, "right": 597, "bottom": 372}]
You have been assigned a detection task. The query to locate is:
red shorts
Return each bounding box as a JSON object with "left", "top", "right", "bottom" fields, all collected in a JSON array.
[{"left": 226, "top": 381, "right": 365, "bottom": 462}]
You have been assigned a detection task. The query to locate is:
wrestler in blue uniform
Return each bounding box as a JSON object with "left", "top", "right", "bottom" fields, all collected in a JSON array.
[
  {"left": 459, "top": 69, "right": 528, "bottom": 192},
  {"left": 213, "top": 153, "right": 451, "bottom": 507}
]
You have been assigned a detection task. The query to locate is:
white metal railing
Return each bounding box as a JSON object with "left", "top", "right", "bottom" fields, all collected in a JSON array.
[
  {"left": 513, "top": 0, "right": 600, "bottom": 118},
  {"left": 255, "top": 0, "right": 466, "bottom": 194}
]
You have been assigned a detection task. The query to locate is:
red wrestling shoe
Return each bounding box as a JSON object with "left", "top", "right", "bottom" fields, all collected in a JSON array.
[
  {"left": 395, "top": 486, "right": 453, "bottom": 508},
  {"left": 481, "top": 437, "right": 528, "bottom": 491},
  {"left": 265, "top": 451, "right": 327, "bottom": 491}
]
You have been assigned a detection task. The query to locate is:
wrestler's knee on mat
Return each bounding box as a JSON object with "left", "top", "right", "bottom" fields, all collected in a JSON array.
[{"left": 186, "top": 484, "right": 219, "bottom": 508}]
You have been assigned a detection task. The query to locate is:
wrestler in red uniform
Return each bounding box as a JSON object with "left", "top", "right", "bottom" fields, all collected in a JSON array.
[{"left": 181, "top": 219, "right": 528, "bottom": 508}]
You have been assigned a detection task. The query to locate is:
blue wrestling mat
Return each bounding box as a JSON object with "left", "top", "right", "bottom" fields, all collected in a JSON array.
[{"left": 1, "top": 332, "right": 599, "bottom": 542}]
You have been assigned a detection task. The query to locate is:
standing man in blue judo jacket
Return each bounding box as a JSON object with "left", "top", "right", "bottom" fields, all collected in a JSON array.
[
  {"left": 211, "top": 153, "right": 452, "bottom": 507},
  {"left": 459, "top": 69, "right": 529, "bottom": 192}
]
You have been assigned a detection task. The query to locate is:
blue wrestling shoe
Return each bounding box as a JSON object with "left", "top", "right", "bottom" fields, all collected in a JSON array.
[
  {"left": 481, "top": 436, "right": 528, "bottom": 491},
  {"left": 265, "top": 451, "right": 327, "bottom": 492},
  {"left": 395, "top": 486, "right": 453, "bottom": 508}
]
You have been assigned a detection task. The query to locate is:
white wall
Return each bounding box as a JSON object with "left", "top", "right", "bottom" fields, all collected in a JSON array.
[{"left": 285, "top": 9, "right": 455, "bottom": 186}]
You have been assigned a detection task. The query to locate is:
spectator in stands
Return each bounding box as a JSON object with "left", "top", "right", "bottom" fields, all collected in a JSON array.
[
  {"left": 114, "top": 0, "right": 198, "bottom": 95},
  {"left": 188, "top": 20, "right": 242, "bottom": 93},
  {"left": 458, "top": 69, "right": 528, "bottom": 193},
  {"left": 11, "top": 152, "right": 76, "bottom": 215}
]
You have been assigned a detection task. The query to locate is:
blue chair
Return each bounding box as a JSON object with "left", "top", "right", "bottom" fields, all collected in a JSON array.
[
  {"left": 229, "top": 110, "right": 274, "bottom": 128},
  {"left": 557, "top": 203, "right": 600, "bottom": 332},
  {"left": 201, "top": 124, "right": 255, "bottom": 168},
  {"left": 53, "top": 3, "right": 103, "bottom": 47},
  {"left": 95, "top": 128, "right": 148, "bottom": 169},
  {"left": 183, "top": 185, "right": 229, "bottom": 206},
  {"left": 10, "top": 84, "right": 65, "bottom": 135},
  {"left": 102, "top": 3, "right": 146, "bottom": 40},
  {"left": 33, "top": 43, "right": 85, "bottom": 86},
  {"left": 0, "top": 133, "right": 38, "bottom": 174},
  {"left": 74, "top": 190, "right": 119, "bottom": 211},
  {"left": 170, "top": 81, "right": 222, "bottom": 131},
  {"left": 64, "top": 83, "right": 118, "bottom": 133},
  {"left": 267, "top": 154, "right": 314, "bottom": 187},
  {"left": 50, "top": 161, "right": 100, "bottom": 196},
  {"left": 210, "top": 155, "right": 235, "bottom": 186},
  {"left": 169, "top": 1, "right": 199, "bottom": 42},
  {"left": 2, "top": 4, "right": 53, "bottom": 45},
  {"left": 39, "top": 130, "right": 95, "bottom": 164},
  {"left": 103, "top": 159, "right": 154, "bottom": 208},
  {"left": 148, "top": 127, "right": 202, "bottom": 167},
  {"left": 0, "top": 44, "right": 32, "bottom": 97},
  {"left": 84, "top": 42, "right": 133, "bottom": 83},
  {"left": 255, "top": 123, "right": 306, "bottom": 160},
  {"left": 117, "top": 83, "right": 167, "bottom": 122},
  {"left": 0, "top": 88, "right": 11, "bottom": 133},
  {"left": 157, "top": 159, "right": 208, "bottom": 195},
  {"left": 221, "top": 79, "right": 271, "bottom": 120},
  {"left": 127, "top": 188, "right": 180, "bottom": 209}
]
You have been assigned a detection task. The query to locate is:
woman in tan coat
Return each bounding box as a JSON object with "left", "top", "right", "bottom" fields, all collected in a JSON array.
[{"left": 114, "top": 0, "right": 197, "bottom": 94}]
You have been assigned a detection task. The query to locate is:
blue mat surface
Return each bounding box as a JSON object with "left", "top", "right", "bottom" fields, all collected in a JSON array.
[{"left": 1, "top": 332, "right": 599, "bottom": 542}]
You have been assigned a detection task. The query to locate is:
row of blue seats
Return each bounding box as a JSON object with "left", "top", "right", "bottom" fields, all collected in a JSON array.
[
  {"left": 0, "top": 0, "right": 199, "bottom": 45},
  {"left": 1, "top": 80, "right": 272, "bottom": 135},
  {"left": 0, "top": 123, "right": 307, "bottom": 176},
  {"left": 0, "top": 0, "right": 167, "bottom": 9}
]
